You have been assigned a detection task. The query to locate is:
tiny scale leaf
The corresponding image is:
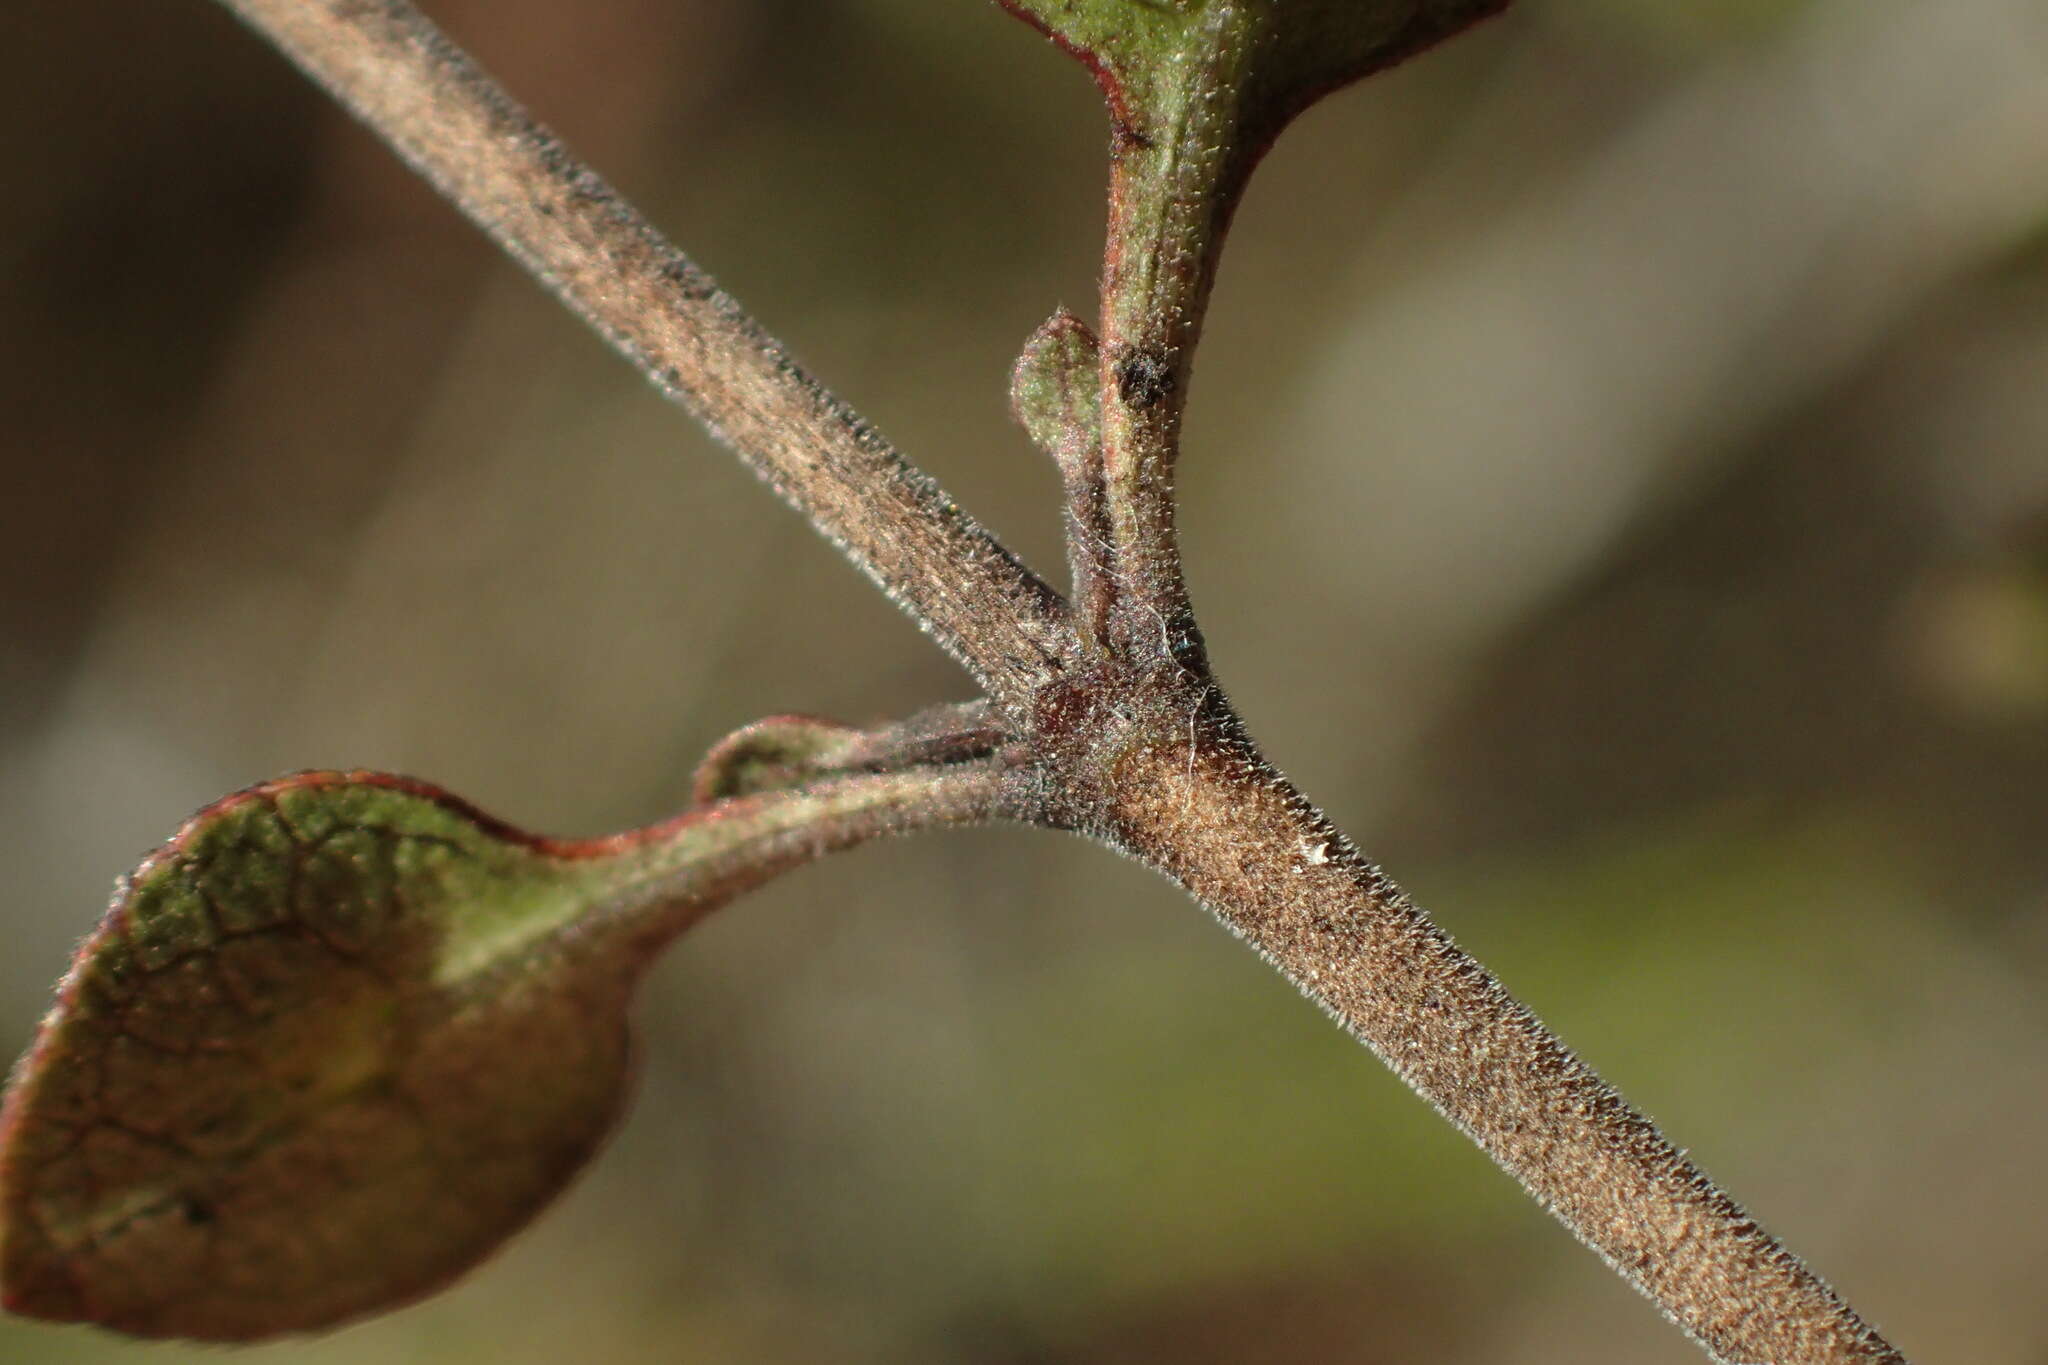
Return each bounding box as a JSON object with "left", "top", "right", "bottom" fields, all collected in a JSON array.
[{"left": 1010, "top": 308, "right": 1103, "bottom": 465}]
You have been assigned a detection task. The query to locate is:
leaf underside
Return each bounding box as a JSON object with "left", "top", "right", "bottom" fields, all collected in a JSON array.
[
  {"left": 997, "top": 0, "right": 1511, "bottom": 145},
  {"left": 0, "top": 773, "right": 683, "bottom": 1341}
]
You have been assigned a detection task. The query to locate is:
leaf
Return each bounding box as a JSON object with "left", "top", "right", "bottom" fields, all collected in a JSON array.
[
  {"left": 1010, "top": 308, "right": 1103, "bottom": 468},
  {"left": 693, "top": 704, "right": 1008, "bottom": 806},
  {"left": 692, "top": 714, "right": 866, "bottom": 803},
  {"left": 0, "top": 769, "right": 928, "bottom": 1341},
  {"left": 1010, "top": 312, "right": 1115, "bottom": 616},
  {"left": 996, "top": 0, "right": 1510, "bottom": 153}
]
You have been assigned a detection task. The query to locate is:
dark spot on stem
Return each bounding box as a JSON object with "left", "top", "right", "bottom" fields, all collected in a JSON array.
[{"left": 1115, "top": 348, "right": 1175, "bottom": 409}]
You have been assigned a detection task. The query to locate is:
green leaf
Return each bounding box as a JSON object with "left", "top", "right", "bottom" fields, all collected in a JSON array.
[
  {"left": 996, "top": 0, "right": 1509, "bottom": 149},
  {"left": 0, "top": 769, "right": 928, "bottom": 1340},
  {"left": 1010, "top": 309, "right": 1103, "bottom": 467}
]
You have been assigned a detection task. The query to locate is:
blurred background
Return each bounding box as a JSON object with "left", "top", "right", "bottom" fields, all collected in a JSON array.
[{"left": 4, "top": 0, "right": 2047, "bottom": 1360}]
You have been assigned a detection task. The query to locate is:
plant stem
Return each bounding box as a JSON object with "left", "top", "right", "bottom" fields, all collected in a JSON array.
[
  {"left": 1095, "top": 9, "right": 1261, "bottom": 669},
  {"left": 199, "top": 3, "right": 1911, "bottom": 1359},
  {"left": 1069, "top": 689, "right": 1907, "bottom": 1365},
  {"left": 1012, "top": 644, "right": 1905, "bottom": 1362},
  {"left": 1058, "top": 10, "right": 1906, "bottom": 1357},
  {"left": 592, "top": 756, "right": 1024, "bottom": 965},
  {"left": 210, "top": 0, "right": 1072, "bottom": 704}
]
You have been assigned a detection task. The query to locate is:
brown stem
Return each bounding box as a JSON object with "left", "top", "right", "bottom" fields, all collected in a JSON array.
[
  {"left": 211, "top": 0, "right": 1073, "bottom": 703},
  {"left": 1023, "top": 668, "right": 1906, "bottom": 1365},
  {"left": 1052, "top": 23, "right": 1901, "bottom": 1349}
]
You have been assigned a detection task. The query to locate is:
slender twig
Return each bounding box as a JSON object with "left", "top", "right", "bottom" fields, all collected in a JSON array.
[
  {"left": 1077, "top": 695, "right": 1906, "bottom": 1365},
  {"left": 187, "top": 3, "right": 1909, "bottom": 1362},
  {"left": 210, "top": 0, "right": 1072, "bottom": 703}
]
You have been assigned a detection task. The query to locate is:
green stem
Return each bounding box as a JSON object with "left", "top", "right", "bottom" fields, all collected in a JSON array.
[{"left": 1095, "top": 10, "right": 1262, "bottom": 668}]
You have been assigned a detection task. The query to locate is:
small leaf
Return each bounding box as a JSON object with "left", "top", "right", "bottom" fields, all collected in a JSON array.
[
  {"left": 693, "top": 705, "right": 1008, "bottom": 806},
  {"left": 692, "top": 714, "right": 865, "bottom": 803},
  {"left": 1010, "top": 309, "right": 1103, "bottom": 468},
  {"left": 0, "top": 769, "right": 925, "bottom": 1340}
]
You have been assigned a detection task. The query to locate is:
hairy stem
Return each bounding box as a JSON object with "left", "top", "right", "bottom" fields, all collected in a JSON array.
[
  {"left": 211, "top": 0, "right": 1072, "bottom": 702},
  {"left": 1095, "top": 10, "right": 1261, "bottom": 667},
  {"left": 1028, "top": 672, "right": 1906, "bottom": 1365},
  {"left": 1041, "top": 12, "right": 1901, "bottom": 1347},
  {"left": 596, "top": 755, "right": 1024, "bottom": 962}
]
